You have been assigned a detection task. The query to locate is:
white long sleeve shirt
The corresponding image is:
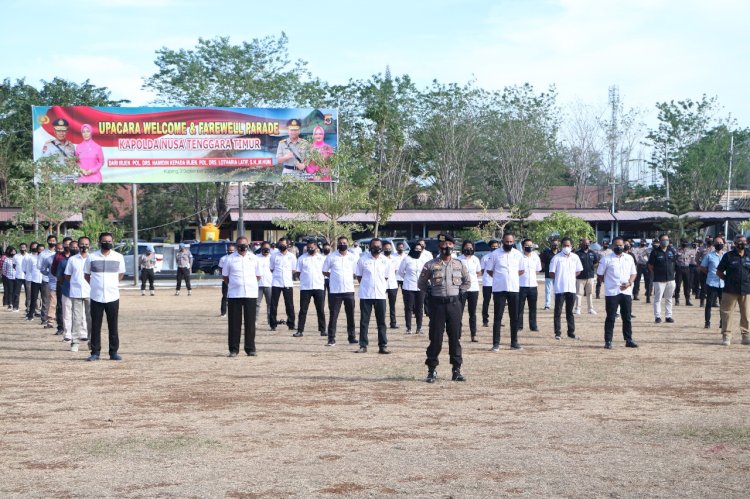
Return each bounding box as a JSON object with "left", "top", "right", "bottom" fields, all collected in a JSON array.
[
  {"left": 322, "top": 251, "right": 358, "bottom": 294},
  {"left": 270, "top": 251, "right": 296, "bottom": 288},
  {"left": 398, "top": 256, "right": 424, "bottom": 292}
]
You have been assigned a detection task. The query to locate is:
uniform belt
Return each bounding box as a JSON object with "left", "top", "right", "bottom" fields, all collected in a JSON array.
[
  {"left": 283, "top": 165, "right": 297, "bottom": 170},
  {"left": 430, "top": 295, "right": 460, "bottom": 304}
]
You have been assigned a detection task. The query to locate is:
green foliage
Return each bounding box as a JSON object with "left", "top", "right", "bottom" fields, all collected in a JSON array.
[
  {"left": 0, "top": 225, "right": 30, "bottom": 250},
  {"left": 68, "top": 209, "right": 123, "bottom": 246},
  {"left": 527, "top": 212, "right": 595, "bottom": 250}
]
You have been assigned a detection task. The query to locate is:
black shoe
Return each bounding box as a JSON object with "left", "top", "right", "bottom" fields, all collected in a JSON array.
[
  {"left": 633, "top": 296, "right": 640, "bottom": 301},
  {"left": 426, "top": 370, "right": 437, "bottom": 383},
  {"left": 646, "top": 297, "right": 651, "bottom": 303},
  {"left": 604, "top": 341, "right": 612, "bottom": 349},
  {"left": 355, "top": 346, "right": 367, "bottom": 353},
  {"left": 665, "top": 317, "right": 674, "bottom": 323},
  {"left": 704, "top": 322, "right": 711, "bottom": 329},
  {"left": 567, "top": 333, "right": 577, "bottom": 339},
  {"left": 675, "top": 299, "right": 680, "bottom": 305},
  {"left": 471, "top": 336, "right": 478, "bottom": 343},
  {"left": 700, "top": 300, "right": 705, "bottom": 308},
  {"left": 530, "top": 327, "right": 539, "bottom": 332},
  {"left": 510, "top": 343, "right": 523, "bottom": 350},
  {"left": 292, "top": 331, "right": 303, "bottom": 337},
  {"left": 482, "top": 321, "right": 489, "bottom": 327},
  {"left": 686, "top": 300, "right": 694, "bottom": 306},
  {"left": 288, "top": 325, "right": 296, "bottom": 331},
  {"left": 320, "top": 331, "right": 327, "bottom": 336},
  {"left": 452, "top": 369, "right": 465, "bottom": 382},
  {"left": 227, "top": 352, "right": 238, "bottom": 358},
  {"left": 554, "top": 335, "right": 561, "bottom": 341},
  {"left": 595, "top": 295, "right": 600, "bottom": 299},
  {"left": 246, "top": 351, "right": 257, "bottom": 356},
  {"left": 270, "top": 328, "right": 277, "bottom": 332},
  {"left": 655, "top": 317, "right": 662, "bottom": 324},
  {"left": 378, "top": 347, "right": 390, "bottom": 354},
  {"left": 625, "top": 340, "right": 639, "bottom": 348},
  {"left": 389, "top": 324, "right": 398, "bottom": 329},
  {"left": 348, "top": 338, "right": 358, "bottom": 344}
]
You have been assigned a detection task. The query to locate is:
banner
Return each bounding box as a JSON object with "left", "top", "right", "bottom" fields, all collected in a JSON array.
[{"left": 32, "top": 106, "right": 338, "bottom": 183}]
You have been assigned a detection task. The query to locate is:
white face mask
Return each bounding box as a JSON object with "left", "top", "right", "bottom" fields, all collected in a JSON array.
[{"left": 562, "top": 246, "right": 572, "bottom": 255}]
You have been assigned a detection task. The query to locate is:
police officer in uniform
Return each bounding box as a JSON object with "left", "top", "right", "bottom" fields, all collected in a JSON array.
[
  {"left": 42, "top": 118, "right": 76, "bottom": 164},
  {"left": 418, "top": 234, "right": 471, "bottom": 383},
  {"left": 276, "top": 119, "right": 309, "bottom": 177},
  {"left": 674, "top": 240, "right": 696, "bottom": 305}
]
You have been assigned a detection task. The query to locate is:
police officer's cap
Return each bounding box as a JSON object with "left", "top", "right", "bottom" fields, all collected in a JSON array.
[
  {"left": 287, "top": 118, "right": 301, "bottom": 130},
  {"left": 53, "top": 118, "right": 69, "bottom": 130},
  {"left": 437, "top": 233, "right": 455, "bottom": 243}
]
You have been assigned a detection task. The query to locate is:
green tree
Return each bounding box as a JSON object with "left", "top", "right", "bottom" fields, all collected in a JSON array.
[{"left": 527, "top": 212, "right": 595, "bottom": 250}]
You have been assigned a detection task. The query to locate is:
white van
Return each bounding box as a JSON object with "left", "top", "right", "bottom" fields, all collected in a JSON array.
[{"left": 116, "top": 242, "right": 176, "bottom": 276}]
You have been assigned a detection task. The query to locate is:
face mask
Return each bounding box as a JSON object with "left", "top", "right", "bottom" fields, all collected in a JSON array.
[
  {"left": 462, "top": 248, "right": 474, "bottom": 256},
  {"left": 624, "top": 245, "right": 631, "bottom": 251},
  {"left": 370, "top": 246, "right": 382, "bottom": 255},
  {"left": 397, "top": 248, "right": 404, "bottom": 254},
  {"left": 714, "top": 243, "right": 724, "bottom": 251},
  {"left": 322, "top": 248, "right": 331, "bottom": 255},
  {"left": 80, "top": 245, "right": 88, "bottom": 253},
  {"left": 502, "top": 243, "right": 514, "bottom": 252},
  {"left": 20, "top": 249, "right": 26, "bottom": 254},
  {"left": 613, "top": 246, "right": 624, "bottom": 254},
  {"left": 261, "top": 248, "right": 270, "bottom": 255},
  {"left": 337, "top": 244, "right": 348, "bottom": 252},
  {"left": 681, "top": 242, "right": 688, "bottom": 248},
  {"left": 307, "top": 248, "right": 316, "bottom": 255},
  {"left": 69, "top": 249, "right": 79, "bottom": 256},
  {"left": 383, "top": 249, "right": 392, "bottom": 256},
  {"left": 737, "top": 242, "right": 746, "bottom": 250},
  {"left": 278, "top": 244, "right": 287, "bottom": 252},
  {"left": 10, "top": 253, "right": 16, "bottom": 257},
  {"left": 660, "top": 240, "right": 669, "bottom": 247},
  {"left": 48, "top": 243, "right": 56, "bottom": 249},
  {"left": 237, "top": 244, "right": 249, "bottom": 252},
  {"left": 440, "top": 247, "right": 452, "bottom": 256},
  {"left": 562, "top": 246, "right": 572, "bottom": 255},
  {"left": 581, "top": 244, "right": 589, "bottom": 250},
  {"left": 409, "top": 249, "right": 421, "bottom": 259},
  {"left": 100, "top": 242, "right": 113, "bottom": 251},
  {"left": 524, "top": 246, "right": 533, "bottom": 253}
]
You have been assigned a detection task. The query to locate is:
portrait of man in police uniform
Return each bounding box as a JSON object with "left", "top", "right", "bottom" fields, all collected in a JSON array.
[
  {"left": 41, "top": 118, "right": 76, "bottom": 164},
  {"left": 276, "top": 118, "right": 309, "bottom": 177}
]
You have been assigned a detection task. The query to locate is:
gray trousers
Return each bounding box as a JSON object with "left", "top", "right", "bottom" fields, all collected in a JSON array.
[
  {"left": 70, "top": 297, "right": 92, "bottom": 344},
  {"left": 256, "top": 286, "right": 272, "bottom": 325},
  {"left": 40, "top": 281, "right": 51, "bottom": 321}
]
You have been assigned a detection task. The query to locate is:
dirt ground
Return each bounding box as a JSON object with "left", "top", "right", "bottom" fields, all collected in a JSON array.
[{"left": 1, "top": 284, "right": 749, "bottom": 498}]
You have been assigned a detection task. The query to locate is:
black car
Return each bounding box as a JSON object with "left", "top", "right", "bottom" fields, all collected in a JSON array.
[{"left": 189, "top": 241, "right": 233, "bottom": 275}]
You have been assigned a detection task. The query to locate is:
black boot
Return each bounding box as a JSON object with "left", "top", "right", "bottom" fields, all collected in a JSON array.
[
  {"left": 452, "top": 368, "right": 466, "bottom": 382},
  {"left": 646, "top": 296, "right": 651, "bottom": 304},
  {"left": 426, "top": 369, "right": 437, "bottom": 383}
]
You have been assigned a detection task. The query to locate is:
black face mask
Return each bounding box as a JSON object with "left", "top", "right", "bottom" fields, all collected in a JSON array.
[
  {"left": 714, "top": 243, "right": 724, "bottom": 251},
  {"left": 462, "top": 248, "right": 474, "bottom": 256},
  {"left": 48, "top": 243, "right": 56, "bottom": 249},
  {"left": 69, "top": 249, "right": 79, "bottom": 256},
  {"left": 502, "top": 243, "right": 514, "bottom": 252},
  {"left": 613, "top": 246, "right": 624, "bottom": 254},
  {"left": 261, "top": 248, "right": 270, "bottom": 255},
  {"left": 440, "top": 247, "right": 452, "bottom": 256},
  {"left": 337, "top": 244, "right": 348, "bottom": 252},
  {"left": 237, "top": 244, "right": 249, "bottom": 252},
  {"left": 307, "top": 248, "right": 316, "bottom": 255},
  {"left": 322, "top": 248, "right": 331, "bottom": 255},
  {"left": 278, "top": 244, "right": 287, "bottom": 252},
  {"left": 551, "top": 244, "right": 559, "bottom": 250},
  {"left": 227, "top": 250, "right": 235, "bottom": 255},
  {"left": 100, "top": 242, "right": 113, "bottom": 251},
  {"left": 79, "top": 246, "right": 88, "bottom": 253},
  {"left": 383, "top": 249, "right": 392, "bottom": 256},
  {"left": 370, "top": 246, "right": 382, "bottom": 255},
  {"left": 409, "top": 249, "right": 422, "bottom": 259},
  {"left": 524, "top": 246, "right": 533, "bottom": 253},
  {"left": 624, "top": 245, "right": 631, "bottom": 251},
  {"left": 10, "top": 253, "right": 16, "bottom": 257},
  {"left": 736, "top": 242, "right": 746, "bottom": 250},
  {"left": 581, "top": 244, "right": 589, "bottom": 250},
  {"left": 681, "top": 243, "right": 688, "bottom": 248}
]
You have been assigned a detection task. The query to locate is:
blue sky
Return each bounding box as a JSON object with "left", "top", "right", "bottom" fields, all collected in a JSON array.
[{"left": 2, "top": 0, "right": 748, "bottom": 128}]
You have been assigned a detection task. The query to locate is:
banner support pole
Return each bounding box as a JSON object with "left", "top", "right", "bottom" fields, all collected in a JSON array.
[
  {"left": 237, "top": 181, "right": 245, "bottom": 238},
  {"left": 132, "top": 184, "right": 139, "bottom": 287}
]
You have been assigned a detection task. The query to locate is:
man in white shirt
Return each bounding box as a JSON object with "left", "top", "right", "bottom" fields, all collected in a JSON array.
[
  {"left": 487, "top": 232, "right": 525, "bottom": 351},
  {"left": 222, "top": 236, "right": 262, "bottom": 357},
  {"left": 84, "top": 232, "right": 125, "bottom": 361},
  {"left": 355, "top": 238, "right": 391, "bottom": 354},
  {"left": 218, "top": 243, "right": 236, "bottom": 318},
  {"left": 550, "top": 237, "right": 583, "bottom": 340},
  {"left": 293, "top": 241, "right": 326, "bottom": 337},
  {"left": 322, "top": 236, "right": 358, "bottom": 346},
  {"left": 24, "top": 241, "right": 40, "bottom": 316},
  {"left": 597, "top": 236, "right": 639, "bottom": 349},
  {"left": 256, "top": 242, "right": 273, "bottom": 327},
  {"left": 398, "top": 242, "right": 426, "bottom": 335},
  {"left": 382, "top": 241, "right": 400, "bottom": 330},
  {"left": 39, "top": 234, "right": 57, "bottom": 327},
  {"left": 458, "top": 240, "right": 482, "bottom": 342},
  {"left": 65, "top": 237, "right": 92, "bottom": 351},
  {"left": 13, "top": 243, "right": 29, "bottom": 313},
  {"left": 518, "top": 238, "right": 542, "bottom": 332},
  {"left": 393, "top": 242, "right": 406, "bottom": 289},
  {"left": 65, "top": 236, "right": 91, "bottom": 352},
  {"left": 480, "top": 240, "right": 500, "bottom": 327},
  {"left": 269, "top": 238, "right": 297, "bottom": 331},
  {"left": 416, "top": 238, "right": 434, "bottom": 318},
  {"left": 24, "top": 245, "right": 44, "bottom": 321}
]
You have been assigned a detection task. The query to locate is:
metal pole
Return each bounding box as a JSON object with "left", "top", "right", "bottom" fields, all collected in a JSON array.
[
  {"left": 132, "top": 184, "right": 139, "bottom": 287},
  {"left": 237, "top": 181, "right": 245, "bottom": 237},
  {"left": 724, "top": 135, "right": 734, "bottom": 237}
]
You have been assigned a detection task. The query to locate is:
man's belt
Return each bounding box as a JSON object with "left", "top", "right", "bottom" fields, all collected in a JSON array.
[
  {"left": 430, "top": 295, "right": 460, "bottom": 304},
  {"left": 283, "top": 165, "right": 297, "bottom": 170}
]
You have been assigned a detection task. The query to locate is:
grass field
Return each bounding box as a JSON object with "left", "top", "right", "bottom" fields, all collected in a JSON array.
[{"left": 1, "top": 286, "right": 749, "bottom": 497}]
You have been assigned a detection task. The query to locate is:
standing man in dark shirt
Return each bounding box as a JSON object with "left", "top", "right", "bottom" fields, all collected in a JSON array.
[
  {"left": 648, "top": 234, "right": 677, "bottom": 324},
  {"left": 575, "top": 238, "right": 599, "bottom": 315},
  {"left": 674, "top": 240, "right": 696, "bottom": 306},
  {"left": 716, "top": 235, "right": 750, "bottom": 347}
]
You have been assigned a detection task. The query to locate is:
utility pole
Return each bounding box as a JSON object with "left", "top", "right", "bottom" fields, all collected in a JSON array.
[
  {"left": 237, "top": 181, "right": 245, "bottom": 237},
  {"left": 724, "top": 135, "right": 734, "bottom": 237},
  {"left": 132, "top": 184, "right": 139, "bottom": 287}
]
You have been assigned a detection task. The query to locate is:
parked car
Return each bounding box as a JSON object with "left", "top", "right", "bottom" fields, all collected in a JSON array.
[
  {"left": 472, "top": 240, "right": 494, "bottom": 259},
  {"left": 115, "top": 242, "right": 167, "bottom": 276},
  {"left": 406, "top": 238, "right": 443, "bottom": 258},
  {"left": 189, "top": 241, "right": 234, "bottom": 275}
]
